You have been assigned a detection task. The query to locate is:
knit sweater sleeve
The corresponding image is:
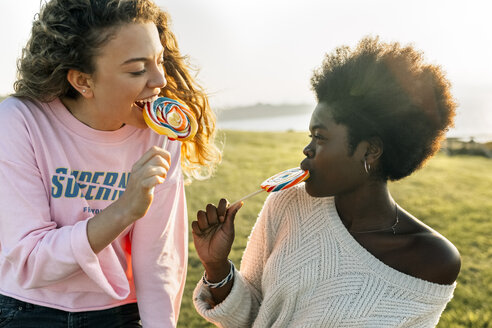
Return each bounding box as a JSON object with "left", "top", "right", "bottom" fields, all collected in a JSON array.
[{"left": 193, "top": 192, "right": 279, "bottom": 327}]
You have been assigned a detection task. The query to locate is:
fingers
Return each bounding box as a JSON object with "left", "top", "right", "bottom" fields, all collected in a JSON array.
[
  {"left": 193, "top": 199, "right": 243, "bottom": 235},
  {"left": 142, "top": 153, "right": 170, "bottom": 177},
  {"left": 143, "top": 166, "right": 169, "bottom": 184},
  {"left": 227, "top": 201, "right": 243, "bottom": 214},
  {"left": 129, "top": 147, "right": 171, "bottom": 193},
  {"left": 113, "top": 147, "right": 173, "bottom": 222},
  {"left": 198, "top": 198, "right": 227, "bottom": 229},
  {"left": 217, "top": 198, "right": 228, "bottom": 223},
  {"left": 133, "top": 146, "right": 171, "bottom": 171},
  {"left": 196, "top": 210, "right": 209, "bottom": 230},
  {"left": 193, "top": 210, "right": 220, "bottom": 238},
  {"left": 206, "top": 203, "right": 219, "bottom": 225},
  {"left": 191, "top": 220, "right": 202, "bottom": 236},
  {"left": 195, "top": 201, "right": 222, "bottom": 231},
  {"left": 139, "top": 175, "right": 165, "bottom": 191},
  {"left": 223, "top": 201, "right": 243, "bottom": 231}
]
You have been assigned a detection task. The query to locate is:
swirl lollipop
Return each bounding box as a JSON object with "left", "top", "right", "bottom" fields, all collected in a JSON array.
[
  {"left": 143, "top": 97, "right": 198, "bottom": 147},
  {"left": 231, "top": 167, "right": 309, "bottom": 206}
]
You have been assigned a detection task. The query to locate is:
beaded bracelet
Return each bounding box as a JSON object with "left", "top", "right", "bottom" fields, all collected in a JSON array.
[{"left": 202, "top": 260, "right": 235, "bottom": 288}]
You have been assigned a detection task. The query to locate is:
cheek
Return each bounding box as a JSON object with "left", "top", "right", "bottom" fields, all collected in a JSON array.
[
  {"left": 100, "top": 74, "right": 140, "bottom": 93},
  {"left": 307, "top": 154, "right": 361, "bottom": 196},
  {"left": 105, "top": 83, "right": 141, "bottom": 106}
]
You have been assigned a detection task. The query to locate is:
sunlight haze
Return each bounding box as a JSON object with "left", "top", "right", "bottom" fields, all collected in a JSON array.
[{"left": 0, "top": 0, "right": 491, "bottom": 138}]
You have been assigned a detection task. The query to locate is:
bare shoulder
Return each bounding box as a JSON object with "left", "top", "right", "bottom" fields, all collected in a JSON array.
[
  {"left": 350, "top": 208, "right": 461, "bottom": 285},
  {"left": 404, "top": 223, "right": 461, "bottom": 285}
]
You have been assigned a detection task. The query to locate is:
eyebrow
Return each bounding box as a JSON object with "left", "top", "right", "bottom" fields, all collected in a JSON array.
[
  {"left": 120, "top": 48, "right": 165, "bottom": 66},
  {"left": 310, "top": 123, "right": 328, "bottom": 131},
  {"left": 121, "top": 57, "right": 148, "bottom": 65}
]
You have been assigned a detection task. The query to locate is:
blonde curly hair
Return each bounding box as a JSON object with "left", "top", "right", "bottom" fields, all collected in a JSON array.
[{"left": 14, "top": 0, "right": 221, "bottom": 180}]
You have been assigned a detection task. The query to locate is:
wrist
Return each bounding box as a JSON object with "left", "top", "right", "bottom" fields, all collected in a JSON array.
[
  {"left": 107, "top": 199, "right": 139, "bottom": 226},
  {"left": 202, "top": 259, "right": 232, "bottom": 282},
  {"left": 203, "top": 259, "right": 235, "bottom": 288}
]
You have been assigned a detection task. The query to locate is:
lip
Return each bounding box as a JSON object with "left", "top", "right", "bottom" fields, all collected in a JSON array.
[
  {"left": 133, "top": 103, "right": 145, "bottom": 111},
  {"left": 300, "top": 160, "right": 311, "bottom": 179},
  {"left": 300, "top": 159, "right": 309, "bottom": 172},
  {"left": 134, "top": 94, "right": 159, "bottom": 110}
]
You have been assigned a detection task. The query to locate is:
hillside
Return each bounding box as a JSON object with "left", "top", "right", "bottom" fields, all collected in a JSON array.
[{"left": 216, "top": 103, "right": 313, "bottom": 121}]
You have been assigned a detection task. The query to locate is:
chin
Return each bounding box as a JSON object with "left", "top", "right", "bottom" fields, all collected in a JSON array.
[
  {"left": 127, "top": 108, "right": 148, "bottom": 129},
  {"left": 303, "top": 181, "right": 319, "bottom": 197},
  {"left": 304, "top": 181, "right": 333, "bottom": 198}
]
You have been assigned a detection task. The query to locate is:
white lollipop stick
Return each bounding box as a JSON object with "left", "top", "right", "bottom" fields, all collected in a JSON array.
[
  {"left": 230, "top": 168, "right": 309, "bottom": 207},
  {"left": 230, "top": 189, "right": 264, "bottom": 207},
  {"left": 162, "top": 135, "right": 168, "bottom": 149}
]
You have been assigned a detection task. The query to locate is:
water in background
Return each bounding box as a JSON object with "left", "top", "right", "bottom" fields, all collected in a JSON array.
[
  {"left": 218, "top": 113, "right": 311, "bottom": 132},
  {"left": 218, "top": 112, "right": 492, "bottom": 143}
]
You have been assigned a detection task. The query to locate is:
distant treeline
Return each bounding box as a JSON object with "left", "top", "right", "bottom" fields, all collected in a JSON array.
[
  {"left": 442, "top": 138, "right": 492, "bottom": 158},
  {"left": 216, "top": 103, "right": 313, "bottom": 120}
]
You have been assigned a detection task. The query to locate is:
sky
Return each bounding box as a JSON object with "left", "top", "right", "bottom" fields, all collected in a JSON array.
[{"left": 0, "top": 0, "right": 491, "bottom": 139}]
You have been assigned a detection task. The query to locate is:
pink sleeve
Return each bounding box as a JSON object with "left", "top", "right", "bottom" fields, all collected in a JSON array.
[
  {"left": 0, "top": 101, "right": 129, "bottom": 299},
  {"left": 131, "top": 143, "right": 188, "bottom": 328}
]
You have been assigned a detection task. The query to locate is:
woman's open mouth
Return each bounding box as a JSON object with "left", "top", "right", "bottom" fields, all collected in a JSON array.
[
  {"left": 134, "top": 101, "right": 145, "bottom": 109},
  {"left": 134, "top": 95, "right": 159, "bottom": 110}
]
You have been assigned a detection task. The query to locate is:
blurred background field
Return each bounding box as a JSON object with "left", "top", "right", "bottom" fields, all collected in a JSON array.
[
  {"left": 1, "top": 92, "right": 489, "bottom": 326},
  {"left": 179, "top": 130, "right": 491, "bottom": 328},
  {"left": 1, "top": 1, "right": 491, "bottom": 325}
]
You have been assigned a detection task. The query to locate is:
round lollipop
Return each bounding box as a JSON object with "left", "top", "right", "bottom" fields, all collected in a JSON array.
[
  {"left": 231, "top": 167, "right": 309, "bottom": 206},
  {"left": 143, "top": 97, "right": 198, "bottom": 147},
  {"left": 260, "top": 167, "right": 310, "bottom": 192}
]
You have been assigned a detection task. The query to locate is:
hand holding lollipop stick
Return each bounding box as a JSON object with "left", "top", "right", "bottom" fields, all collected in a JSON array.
[
  {"left": 231, "top": 167, "right": 310, "bottom": 206},
  {"left": 143, "top": 97, "right": 198, "bottom": 148}
]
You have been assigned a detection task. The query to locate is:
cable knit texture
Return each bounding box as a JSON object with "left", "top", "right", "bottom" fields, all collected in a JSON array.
[{"left": 193, "top": 184, "right": 456, "bottom": 327}]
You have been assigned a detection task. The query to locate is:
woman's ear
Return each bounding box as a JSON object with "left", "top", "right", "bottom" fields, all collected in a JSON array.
[
  {"left": 66, "top": 69, "right": 93, "bottom": 98},
  {"left": 364, "top": 136, "right": 383, "bottom": 166}
]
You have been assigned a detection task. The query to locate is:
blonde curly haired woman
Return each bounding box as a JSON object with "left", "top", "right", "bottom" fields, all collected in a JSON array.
[{"left": 0, "top": 0, "right": 220, "bottom": 327}]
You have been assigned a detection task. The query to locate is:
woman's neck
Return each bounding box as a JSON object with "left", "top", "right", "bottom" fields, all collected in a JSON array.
[
  {"left": 60, "top": 96, "right": 123, "bottom": 131},
  {"left": 334, "top": 180, "right": 396, "bottom": 232},
  {"left": 60, "top": 96, "right": 93, "bottom": 125}
]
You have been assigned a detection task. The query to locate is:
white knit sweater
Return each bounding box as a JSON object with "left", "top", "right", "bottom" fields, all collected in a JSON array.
[{"left": 193, "top": 184, "right": 456, "bottom": 328}]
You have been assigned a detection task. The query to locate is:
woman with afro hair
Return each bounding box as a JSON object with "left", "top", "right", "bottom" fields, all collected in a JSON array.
[{"left": 191, "top": 36, "right": 460, "bottom": 328}]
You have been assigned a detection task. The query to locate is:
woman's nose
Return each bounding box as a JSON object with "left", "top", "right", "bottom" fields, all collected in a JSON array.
[
  {"left": 149, "top": 65, "right": 167, "bottom": 89},
  {"left": 303, "top": 143, "right": 314, "bottom": 158}
]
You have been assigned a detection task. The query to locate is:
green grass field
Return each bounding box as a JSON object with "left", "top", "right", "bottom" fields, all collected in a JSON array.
[{"left": 179, "top": 130, "right": 492, "bottom": 328}]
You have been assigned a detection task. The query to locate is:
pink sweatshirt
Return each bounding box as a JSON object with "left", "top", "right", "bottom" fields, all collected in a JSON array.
[{"left": 0, "top": 97, "right": 188, "bottom": 327}]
